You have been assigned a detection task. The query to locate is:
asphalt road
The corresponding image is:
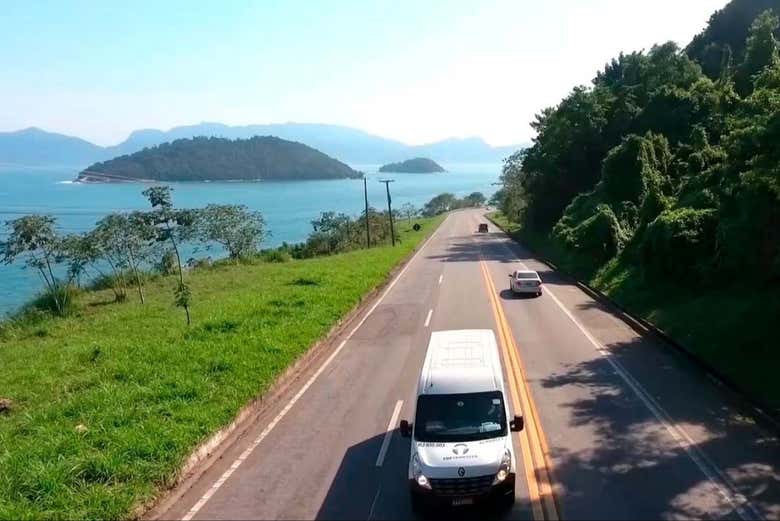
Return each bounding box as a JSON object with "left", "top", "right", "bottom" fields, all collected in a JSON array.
[{"left": 151, "top": 209, "right": 779, "bottom": 521}]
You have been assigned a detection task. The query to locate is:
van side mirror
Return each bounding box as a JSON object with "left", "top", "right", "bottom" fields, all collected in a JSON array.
[
  {"left": 400, "top": 420, "right": 412, "bottom": 438},
  {"left": 510, "top": 415, "right": 524, "bottom": 432}
]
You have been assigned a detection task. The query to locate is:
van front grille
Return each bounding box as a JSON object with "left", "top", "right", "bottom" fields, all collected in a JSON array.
[{"left": 429, "top": 475, "right": 494, "bottom": 497}]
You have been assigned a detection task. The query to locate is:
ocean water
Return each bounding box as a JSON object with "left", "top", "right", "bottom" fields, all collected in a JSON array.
[{"left": 0, "top": 163, "right": 501, "bottom": 316}]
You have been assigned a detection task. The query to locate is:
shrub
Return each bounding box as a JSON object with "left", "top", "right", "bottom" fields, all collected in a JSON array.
[
  {"left": 555, "top": 204, "right": 628, "bottom": 263},
  {"left": 196, "top": 204, "right": 265, "bottom": 259},
  {"left": 602, "top": 133, "right": 670, "bottom": 205},
  {"left": 156, "top": 250, "right": 178, "bottom": 275},
  {"left": 262, "top": 250, "right": 293, "bottom": 263},
  {"left": 187, "top": 257, "right": 213, "bottom": 270},
  {"left": 641, "top": 207, "right": 718, "bottom": 283},
  {"left": 27, "top": 285, "right": 81, "bottom": 317},
  {"left": 634, "top": 184, "right": 673, "bottom": 240}
]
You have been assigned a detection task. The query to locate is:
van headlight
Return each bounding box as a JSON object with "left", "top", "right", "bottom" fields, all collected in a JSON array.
[
  {"left": 493, "top": 449, "right": 512, "bottom": 484},
  {"left": 412, "top": 453, "right": 431, "bottom": 490}
]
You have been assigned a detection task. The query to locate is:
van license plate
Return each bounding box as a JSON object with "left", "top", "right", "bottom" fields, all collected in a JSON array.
[{"left": 452, "top": 497, "right": 474, "bottom": 506}]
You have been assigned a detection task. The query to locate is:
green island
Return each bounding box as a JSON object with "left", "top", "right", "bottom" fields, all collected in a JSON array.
[
  {"left": 76, "top": 136, "right": 362, "bottom": 183},
  {"left": 0, "top": 191, "right": 445, "bottom": 518},
  {"left": 378, "top": 157, "right": 445, "bottom": 173},
  {"left": 491, "top": 0, "right": 780, "bottom": 410}
]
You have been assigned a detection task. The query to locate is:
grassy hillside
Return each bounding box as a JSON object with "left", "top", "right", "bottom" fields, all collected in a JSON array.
[
  {"left": 0, "top": 216, "right": 443, "bottom": 519},
  {"left": 489, "top": 211, "right": 779, "bottom": 412}
]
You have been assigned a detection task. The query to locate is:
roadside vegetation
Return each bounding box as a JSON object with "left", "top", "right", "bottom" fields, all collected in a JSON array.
[
  {"left": 421, "top": 192, "right": 486, "bottom": 216},
  {"left": 0, "top": 198, "right": 443, "bottom": 518},
  {"left": 492, "top": 0, "right": 780, "bottom": 410}
]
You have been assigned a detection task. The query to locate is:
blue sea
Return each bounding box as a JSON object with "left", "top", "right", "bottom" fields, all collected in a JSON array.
[{"left": 0, "top": 163, "right": 501, "bottom": 316}]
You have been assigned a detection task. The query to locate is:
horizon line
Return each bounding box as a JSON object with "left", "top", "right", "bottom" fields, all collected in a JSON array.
[{"left": 0, "top": 121, "right": 530, "bottom": 150}]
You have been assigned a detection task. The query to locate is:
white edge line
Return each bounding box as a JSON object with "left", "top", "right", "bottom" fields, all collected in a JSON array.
[
  {"left": 181, "top": 215, "right": 449, "bottom": 521},
  {"left": 424, "top": 308, "right": 433, "bottom": 328},
  {"left": 438, "top": 274, "right": 444, "bottom": 285},
  {"left": 543, "top": 285, "right": 757, "bottom": 520},
  {"left": 492, "top": 232, "right": 759, "bottom": 521},
  {"left": 375, "top": 400, "right": 404, "bottom": 467}
]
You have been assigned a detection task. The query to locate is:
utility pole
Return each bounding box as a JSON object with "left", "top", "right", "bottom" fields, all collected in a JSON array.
[
  {"left": 379, "top": 179, "right": 396, "bottom": 246},
  {"left": 363, "top": 176, "right": 370, "bottom": 248}
]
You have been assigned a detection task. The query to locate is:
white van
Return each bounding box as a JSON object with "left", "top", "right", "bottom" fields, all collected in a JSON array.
[{"left": 400, "top": 329, "right": 523, "bottom": 512}]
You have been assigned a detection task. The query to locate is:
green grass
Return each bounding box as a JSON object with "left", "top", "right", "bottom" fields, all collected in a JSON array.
[
  {"left": 0, "top": 216, "right": 444, "bottom": 520},
  {"left": 488, "top": 211, "right": 780, "bottom": 412}
]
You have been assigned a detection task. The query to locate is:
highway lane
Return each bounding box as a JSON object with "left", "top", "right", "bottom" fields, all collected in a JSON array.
[
  {"left": 151, "top": 209, "right": 779, "bottom": 520},
  {"left": 473, "top": 211, "right": 779, "bottom": 520}
]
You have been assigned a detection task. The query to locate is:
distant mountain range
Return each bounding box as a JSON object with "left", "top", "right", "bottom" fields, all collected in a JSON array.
[{"left": 0, "top": 123, "right": 525, "bottom": 167}]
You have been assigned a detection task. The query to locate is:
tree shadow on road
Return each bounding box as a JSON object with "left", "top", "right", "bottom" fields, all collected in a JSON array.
[
  {"left": 537, "top": 337, "right": 780, "bottom": 520},
  {"left": 425, "top": 234, "right": 516, "bottom": 264}
]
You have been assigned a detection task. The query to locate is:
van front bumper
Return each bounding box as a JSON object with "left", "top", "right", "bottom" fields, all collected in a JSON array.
[{"left": 409, "top": 473, "right": 515, "bottom": 509}]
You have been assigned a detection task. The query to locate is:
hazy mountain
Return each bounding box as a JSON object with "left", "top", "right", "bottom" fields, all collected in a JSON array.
[
  {"left": 0, "top": 127, "right": 108, "bottom": 166},
  {"left": 0, "top": 122, "right": 526, "bottom": 168},
  {"left": 78, "top": 136, "right": 362, "bottom": 183},
  {"left": 110, "top": 122, "right": 413, "bottom": 164},
  {"left": 410, "top": 136, "right": 519, "bottom": 164}
]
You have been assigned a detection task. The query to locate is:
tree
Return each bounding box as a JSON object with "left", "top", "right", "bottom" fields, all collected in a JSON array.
[
  {"left": 1, "top": 215, "right": 73, "bottom": 315},
  {"left": 400, "top": 203, "right": 419, "bottom": 224},
  {"left": 686, "top": 0, "right": 780, "bottom": 79},
  {"left": 59, "top": 232, "right": 99, "bottom": 290},
  {"left": 488, "top": 188, "right": 505, "bottom": 208},
  {"left": 142, "top": 186, "right": 196, "bottom": 325},
  {"left": 91, "top": 212, "right": 156, "bottom": 303},
  {"left": 517, "top": 86, "right": 611, "bottom": 231},
  {"left": 308, "top": 212, "right": 353, "bottom": 255},
  {"left": 463, "top": 192, "right": 487, "bottom": 207},
  {"left": 735, "top": 10, "right": 780, "bottom": 96},
  {"left": 197, "top": 204, "right": 266, "bottom": 259},
  {"left": 422, "top": 193, "right": 458, "bottom": 216}
]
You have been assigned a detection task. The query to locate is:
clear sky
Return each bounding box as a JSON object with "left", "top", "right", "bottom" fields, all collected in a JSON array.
[{"left": 1, "top": 0, "right": 727, "bottom": 147}]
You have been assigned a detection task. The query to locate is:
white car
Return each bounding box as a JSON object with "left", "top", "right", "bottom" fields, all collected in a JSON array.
[{"left": 508, "top": 270, "right": 542, "bottom": 297}]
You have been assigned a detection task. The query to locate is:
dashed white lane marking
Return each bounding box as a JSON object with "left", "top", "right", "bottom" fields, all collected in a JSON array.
[
  {"left": 438, "top": 274, "right": 444, "bottom": 284},
  {"left": 493, "top": 235, "right": 761, "bottom": 521},
  {"left": 181, "top": 216, "right": 449, "bottom": 521},
  {"left": 375, "top": 400, "right": 403, "bottom": 467},
  {"left": 424, "top": 308, "right": 433, "bottom": 328}
]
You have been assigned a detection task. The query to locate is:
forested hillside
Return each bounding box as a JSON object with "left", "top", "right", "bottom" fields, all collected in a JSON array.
[
  {"left": 687, "top": 0, "right": 780, "bottom": 79},
  {"left": 77, "top": 136, "right": 362, "bottom": 182},
  {"left": 495, "top": 0, "right": 780, "bottom": 408},
  {"left": 378, "top": 157, "right": 446, "bottom": 173}
]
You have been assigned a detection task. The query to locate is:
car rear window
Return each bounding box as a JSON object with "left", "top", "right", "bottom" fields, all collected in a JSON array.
[{"left": 516, "top": 272, "right": 537, "bottom": 279}]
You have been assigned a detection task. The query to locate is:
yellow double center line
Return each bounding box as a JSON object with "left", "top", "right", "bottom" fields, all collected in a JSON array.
[{"left": 480, "top": 259, "right": 560, "bottom": 521}]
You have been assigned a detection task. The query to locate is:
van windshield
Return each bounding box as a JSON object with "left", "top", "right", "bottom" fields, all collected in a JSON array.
[{"left": 414, "top": 391, "right": 507, "bottom": 442}]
